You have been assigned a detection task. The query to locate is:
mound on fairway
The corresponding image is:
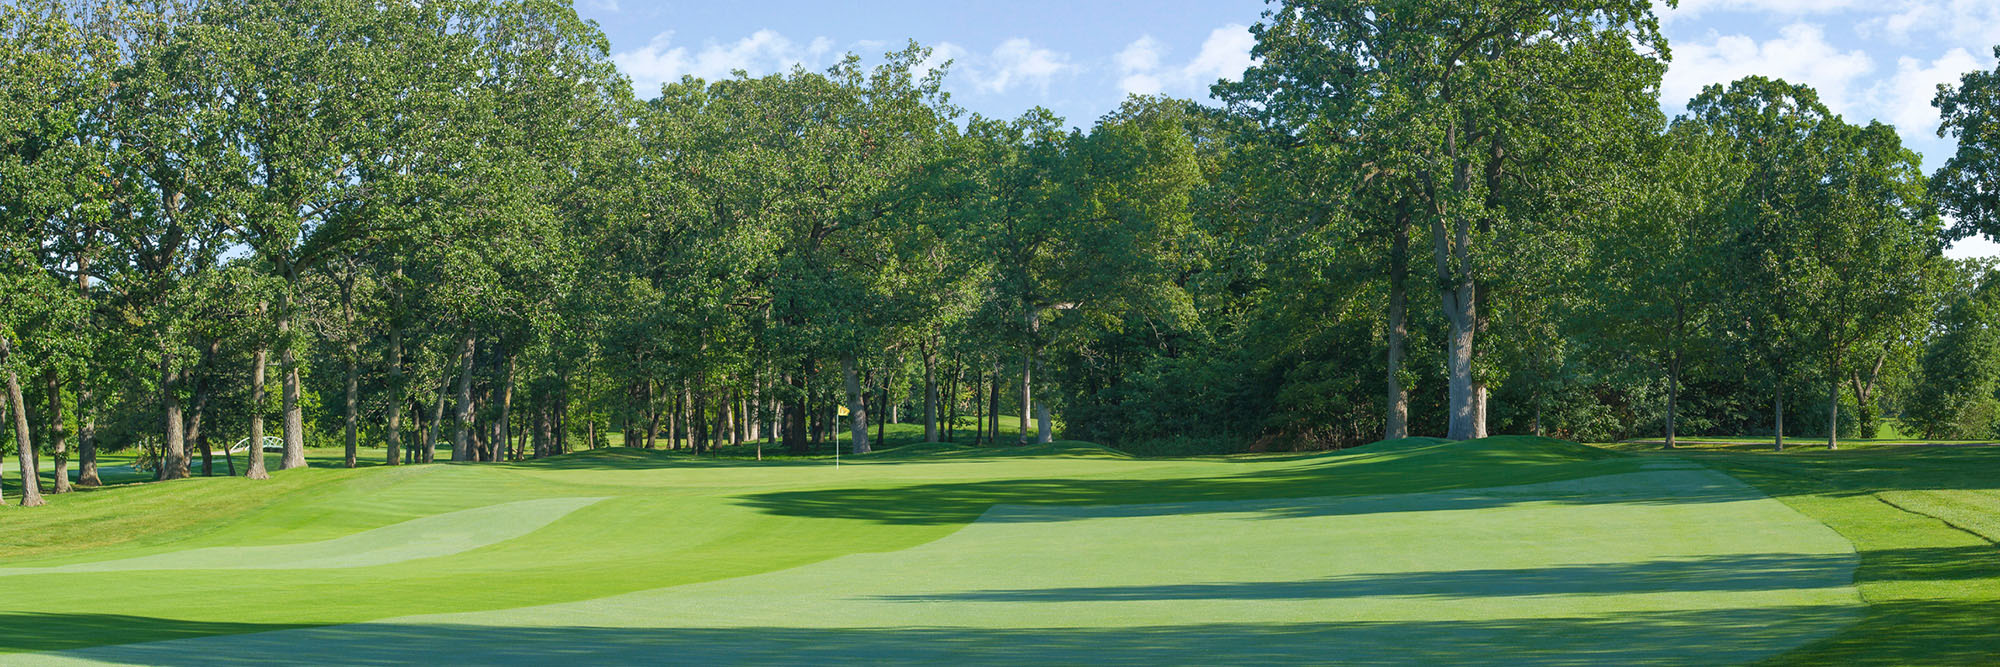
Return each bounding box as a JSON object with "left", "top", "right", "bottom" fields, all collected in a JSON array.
[{"left": 1, "top": 437, "right": 1865, "bottom": 665}]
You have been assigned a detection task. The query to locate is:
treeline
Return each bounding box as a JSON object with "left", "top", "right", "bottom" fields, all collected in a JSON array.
[{"left": 7, "top": 0, "right": 2000, "bottom": 506}]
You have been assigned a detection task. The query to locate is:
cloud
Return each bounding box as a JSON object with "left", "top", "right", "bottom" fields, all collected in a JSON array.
[
  {"left": 1658, "top": 0, "right": 1866, "bottom": 24},
  {"left": 1113, "top": 24, "right": 1256, "bottom": 99},
  {"left": 1660, "top": 23, "right": 1874, "bottom": 114},
  {"left": 1859, "top": 0, "right": 2000, "bottom": 47},
  {"left": 1866, "top": 48, "right": 1985, "bottom": 135},
  {"left": 972, "top": 38, "right": 1074, "bottom": 94},
  {"left": 613, "top": 30, "right": 837, "bottom": 97}
]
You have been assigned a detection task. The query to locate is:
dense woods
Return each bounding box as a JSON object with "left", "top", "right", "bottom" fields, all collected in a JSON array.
[{"left": 5, "top": 0, "right": 2000, "bottom": 506}]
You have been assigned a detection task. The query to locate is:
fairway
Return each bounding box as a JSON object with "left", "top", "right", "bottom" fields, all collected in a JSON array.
[{"left": 1, "top": 438, "right": 1873, "bottom": 664}]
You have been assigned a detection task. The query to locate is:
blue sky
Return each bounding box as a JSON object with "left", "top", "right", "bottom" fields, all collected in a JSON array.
[{"left": 575, "top": 0, "right": 2000, "bottom": 257}]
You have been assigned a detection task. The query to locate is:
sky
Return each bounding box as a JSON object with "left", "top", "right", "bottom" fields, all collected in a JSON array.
[{"left": 572, "top": 0, "right": 2000, "bottom": 258}]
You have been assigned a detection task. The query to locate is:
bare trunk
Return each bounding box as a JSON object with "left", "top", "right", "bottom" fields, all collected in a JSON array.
[
  {"left": 159, "top": 354, "right": 188, "bottom": 482},
  {"left": 384, "top": 316, "right": 404, "bottom": 466},
  {"left": 4, "top": 334, "right": 44, "bottom": 505},
  {"left": 46, "top": 369, "right": 69, "bottom": 493},
  {"left": 844, "top": 355, "right": 870, "bottom": 454},
  {"left": 1471, "top": 382, "right": 1489, "bottom": 439},
  {"left": 533, "top": 402, "right": 551, "bottom": 458},
  {"left": 784, "top": 371, "right": 808, "bottom": 454},
  {"left": 946, "top": 355, "right": 962, "bottom": 443},
  {"left": 425, "top": 375, "right": 448, "bottom": 463},
  {"left": 1385, "top": 215, "right": 1410, "bottom": 441},
  {"left": 498, "top": 353, "right": 515, "bottom": 461},
  {"left": 76, "top": 379, "right": 98, "bottom": 487},
  {"left": 1665, "top": 352, "right": 1680, "bottom": 450},
  {"left": 278, "top": 299, "right": 306, "bottom": 470},
  {"left": 343, "top": 347, "right": 358, "bottom": 469},
  {"left": 1774, "top": 384, "right": 1786, "bottom": 452},
  {"left": 989, "top": 367, "right": 1002, "bottom": 445},
  {"left": 247, "top": 342, "right": 271, "bottom": 479},
  {"left": 1018, "top": 350, "right": 1031, "bottom": 445},
  {"left": 452, "top": 335, "right": 476, "bottom": 462},
  {"left": 1827, "top": 354, "right": 1840, "bottom": 451},
  {"left": 922, "top": 346, "right": 939, "bottom": 443},
  {"left": 72, "top": 228, "right": 96, "bottom": 487}
]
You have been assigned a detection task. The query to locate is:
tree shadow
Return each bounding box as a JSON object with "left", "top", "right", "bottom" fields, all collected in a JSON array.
[
  {"left": 870, "top": 552, "right": 1857, "bottom": 603},
  {"left": 9, "top": 607, "right": 1864, "bottom": 665}
]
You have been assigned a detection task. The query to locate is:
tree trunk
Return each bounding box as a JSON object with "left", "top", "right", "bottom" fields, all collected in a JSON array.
[
  {"left": 1827, "top": 354, "right": 1840, "bottom": 451},
  {"left": 73, "top": 225, "right": 96, "bottom": 488},
  {"left": 533, "top": 402, "right": 551, "bottom": 458},
  {"left": 1018, "top": 350, "right": 1032, "bottom": 445},
  {"left": 157, "top": 347, "right": 188, "bottom": 483},
  {"left": 452, "top": 335, "right": 476, "bottom": 462},
  {"left": 945, "top": 355, "right": 961, "bottom": 443},
  {"left": 1665, "top": 351, "right": 1680, "bottom": 450},
  {"left": 498, "top": 353, "right": 515, "bottom": 461},
  {"left": 247, "top": 342, "right": 271, "bottom": 479},
  {"left": 989, "top": 367, "right": 1001, "bottom": 445},
  {"left": 46, "top": 369, "right": 69, "bottom": 493},
  {"left": 197, "top": 417, "right": 214, "bottom": 477},
  {"left": 4, "top": 335, "right": 44, "bottom": 505},
  {"left": 1385, "top": 212, "right": 1410, "bottom": 441},
  {"left": 76, "top": 378, "right": 98, "bottom": 487},
  {"left": 876, "top": 375, "right": 887, "bottom": 444},
  {"left": 784, "top": 371, "right": 807, "bottom": 454},
  {"left": 425, "top": 376, "right": 448, "bottom": 463},
  {"left": 1035, "top": 402, "right": 1053, "bottom": 445},
  {"left": 1430, "top": 206, "right": 1480, "bottom": 440},
  {"left": 645, "top": 381, "right": 661, "bottom": 449},
  {"left": 844, "top": 355, "right": 870, "bottom": 454},
  {"left": 343, "top": 345, "right": 358, "bottom": 469},
  {"left": 278, "top": 297, "right": 306, "bottom": 470},
  {"left": 384, "top": 316, "right": 404, "bottom": 466},
  {"left": 1774, "top": 383, "right": 1786, "bottom": 452},
  {"left": 923, "top": 346, "right": 939, "bottom": 443}
]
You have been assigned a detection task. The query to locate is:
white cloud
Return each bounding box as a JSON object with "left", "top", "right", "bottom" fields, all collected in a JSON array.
[
  {"left": 613, "top": 30, "right": 837, "bottom": 97},
  {"left": 1865, "top": 48, "right": 1984, "bottom": 136},
  {"left": 1113, "top": 24, "right": 1256, "bottom": 98},
  {"left": 1658, "top": 0, "right": 1866, "bottom": 25},
  {"left": 1860, "top": 1, "right": 2000, "bottom": 46},
  {"left": 1661, "top": 23, "right": 1874, "bottom": 114},
  {"left": 973, "top": 38, "right": 1074, "bottom": 94}
]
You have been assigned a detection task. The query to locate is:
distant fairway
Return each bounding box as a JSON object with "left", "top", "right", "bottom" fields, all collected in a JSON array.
[{"left": 0, "top": 435, "right": 1982, "bottom": 664}]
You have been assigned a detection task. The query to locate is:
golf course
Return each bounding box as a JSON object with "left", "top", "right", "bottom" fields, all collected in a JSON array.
[{"left": 4, "top": 432, "right": 1998, "bottom": 664}]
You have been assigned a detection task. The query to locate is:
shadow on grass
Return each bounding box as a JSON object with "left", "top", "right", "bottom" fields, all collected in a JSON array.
[
  {"left": 735, "top": 439, "right": 1686, "bottom": 525},
  {"left": 871, "top": 552, "right": 1856, "bottom": 603},
  {"left": 10, "top": 607, "right": 1865, "bottom": 665}
]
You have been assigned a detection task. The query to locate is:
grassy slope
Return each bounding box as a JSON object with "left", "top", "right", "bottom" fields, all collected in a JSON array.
[
  {"left": 1, "top": 436, "right": 1651, "bottom": 653},
  {"left": 29, "top": 448, "right": 1860, "bottom": 665},
  {"left": 3, "top": 432, "right": 1992, "bottom": 663},
  {"left": 1597, "top": 441, "right": 2000, "bottom": 664}
]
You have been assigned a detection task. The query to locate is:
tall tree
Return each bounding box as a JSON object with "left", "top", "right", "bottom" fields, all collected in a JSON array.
[{"left": 1220, "top": 0, "right": 1669, "bottom": 439}]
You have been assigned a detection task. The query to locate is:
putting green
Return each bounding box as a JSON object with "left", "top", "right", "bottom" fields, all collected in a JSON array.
[{"left": 8, "top": 442, "right": 1861, "bottom": 665}]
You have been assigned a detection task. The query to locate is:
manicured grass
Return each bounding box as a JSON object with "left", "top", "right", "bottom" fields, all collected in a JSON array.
[
  {"left": 1596, "top": 439, "right": 2000, "bottom": 663},
  {"left": 0, "top": 433, "right": 1991, "bottom": 663}
]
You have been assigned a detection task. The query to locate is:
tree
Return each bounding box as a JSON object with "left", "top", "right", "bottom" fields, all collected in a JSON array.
[
  {"left": 1935, "top": 45, "right": 2000, "bottom": 243},
  {"left": 1221, "top": 0, "right": 1669, "bottom": 439},
  {"left": 1581, "top": 127, "right": 1744, "bottom": 448}
]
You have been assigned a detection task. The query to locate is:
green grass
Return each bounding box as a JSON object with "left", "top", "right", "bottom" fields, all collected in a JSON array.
[
  {"left": 0, "top": 433, "right": 1991, "bottom": 663},
  {"left": 1596, "top": 439, "right": 2000, "bottom": 663}
]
